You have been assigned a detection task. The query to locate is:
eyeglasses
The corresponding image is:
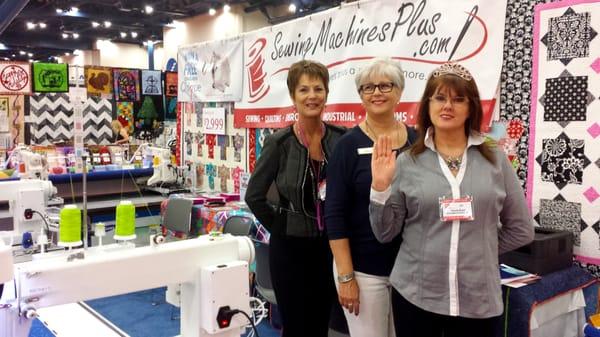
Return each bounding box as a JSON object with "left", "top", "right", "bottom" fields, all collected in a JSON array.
[
  {"left": 359, "top": 82, "right": 395, "bottom": 94},
  {"left": 429, "top": 94, "right": 469, "bottom": 106}
]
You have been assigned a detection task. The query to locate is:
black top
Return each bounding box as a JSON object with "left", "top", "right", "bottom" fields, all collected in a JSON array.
[{"left": 324, "top": 125, "right": 417, "bottom": 276}]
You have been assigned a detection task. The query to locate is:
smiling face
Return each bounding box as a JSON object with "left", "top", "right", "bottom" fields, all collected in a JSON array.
[
  {"left": 428, "top": 86, "right": 470, "bottom": 133},
  {"left": 291, "top": 74, "right": 327, "bottom": 119},
  {"left": 359, "top": 74, "right": 402, "bottom": 118}
]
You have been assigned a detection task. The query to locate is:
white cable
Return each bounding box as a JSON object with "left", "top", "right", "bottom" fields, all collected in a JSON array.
[{"left": 247, "top": 296, "right": 268, "bottom": 337}]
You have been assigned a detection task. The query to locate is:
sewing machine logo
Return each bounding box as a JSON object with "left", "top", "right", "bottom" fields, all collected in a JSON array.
[
  {"left": 1, "top": 65, "right": 29, "bottom": 91},
  {"left": 246, "top": 38, "right": 270, "bottom": 103},
  {"left": 39, "top": 69, "right": 64, "bottom": 88}
]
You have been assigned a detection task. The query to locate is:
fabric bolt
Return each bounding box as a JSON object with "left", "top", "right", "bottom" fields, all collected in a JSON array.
[
  {"left": 333, "top": 265, "right": 396, "bottom": 337},
  {"left": 543, "top": 75, "right": 588, "bottom": 122},
  {"left": 506, "top": 119, "right": 525, "bottom": 139},
  {"left": 233, "top": 133, "right": 244, "bottom": 162}
]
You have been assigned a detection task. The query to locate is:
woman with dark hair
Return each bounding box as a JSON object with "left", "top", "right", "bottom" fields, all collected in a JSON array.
[
  {"left": 369, "top": 63, "right": 533, "bottom": 337},
  {"left": 245, "top": 60, "right": 345, "bottom": 337}
]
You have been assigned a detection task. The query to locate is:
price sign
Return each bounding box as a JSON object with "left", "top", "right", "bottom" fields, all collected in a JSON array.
[{"left": 201, "top": 107, "right": 226, "bottom": 135}]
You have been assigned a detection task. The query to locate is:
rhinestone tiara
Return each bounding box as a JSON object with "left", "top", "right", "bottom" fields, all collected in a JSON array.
[{"left": 431, "top": 63, "right": 473, "bottom": 81}]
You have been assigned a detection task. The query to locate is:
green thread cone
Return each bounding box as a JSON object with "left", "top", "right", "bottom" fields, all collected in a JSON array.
[
  {"left": 115, "top": 201, "right": 136, "bottom": 240},
  {"left": 59, "top": 205, "right": 82, "bottom": 247}
]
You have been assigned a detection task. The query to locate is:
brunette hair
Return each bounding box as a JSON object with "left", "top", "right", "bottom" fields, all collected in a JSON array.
[
  {"left": 286, "top": 60, "right": 329, "bottom": 97},
  {"left": 410, "top": 64, "right": 495, "bottom": 164}
]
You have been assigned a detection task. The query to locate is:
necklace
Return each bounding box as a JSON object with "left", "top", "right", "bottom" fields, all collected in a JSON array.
[
  {"left": 364, "top": 119, "right": 402, "bottom": 146},
  {"left": 441, "top": 154, "right": 462, "bottom": 171}
]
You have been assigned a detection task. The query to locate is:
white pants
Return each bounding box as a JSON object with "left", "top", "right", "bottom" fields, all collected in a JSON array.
[{"left": 333, "top": 264, "right": 396, "bottom": 337}]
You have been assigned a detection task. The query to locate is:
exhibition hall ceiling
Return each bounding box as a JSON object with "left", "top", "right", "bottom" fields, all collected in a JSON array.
[{"left": 0, "top": 0, "right": 341, "bottom": 62}]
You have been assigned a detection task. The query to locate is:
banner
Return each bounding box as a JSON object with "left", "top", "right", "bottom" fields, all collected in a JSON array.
[
  {"left": 527, "top": 0, "right": 600, "bottom": 263},
  {"left": 85, "top": 66, "right": 113, "bottom": 96},
  {"left": 33, "top": 62, "right": 68, "bottom": 93},
  {"left": 113, "top": 68, "right": 141, "bottom": 101},
  {"left": 0, "top": 62, "right": 31, "bottom": 95},
  {"left": 178, "top": 36, "right": 244, "bottom": 102},
  {"left": 141, "top": 70, "right": 162, "bottom": 95},
  {"left": 234, "top": 0, "right": 507, "bottom": 128}
]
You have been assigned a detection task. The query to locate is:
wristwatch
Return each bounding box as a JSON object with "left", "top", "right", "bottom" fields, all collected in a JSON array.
[{"left": 337, "top": 271, "right": 355, "bottom": 283}]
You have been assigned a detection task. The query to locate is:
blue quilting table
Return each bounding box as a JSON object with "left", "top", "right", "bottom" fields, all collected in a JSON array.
[{"left": 497, "top": 265, "right": 598, "bottom": 337}]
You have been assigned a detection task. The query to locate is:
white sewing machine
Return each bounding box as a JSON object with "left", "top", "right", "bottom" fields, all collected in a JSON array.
[
  {"left": 129, "top": 144, "right": 177, "bottom": 186},
  {"left": 0, "top": 179, "right": 60, "bottom": 244},
  {"left": 0, "top": 233, "right": 255, "bottom": 337},
  {"left": 3, "top": 146, "right": 48, "bottom": 180}
]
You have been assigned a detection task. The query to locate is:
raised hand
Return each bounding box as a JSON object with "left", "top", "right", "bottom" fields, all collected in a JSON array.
[{"left": 371, "top": 135, "right": 395, "bottom": 191}]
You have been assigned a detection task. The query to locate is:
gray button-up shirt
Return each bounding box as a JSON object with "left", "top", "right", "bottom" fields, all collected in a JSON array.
[{"left": 369, "top": 130, "right": 534, "bottom": 318}]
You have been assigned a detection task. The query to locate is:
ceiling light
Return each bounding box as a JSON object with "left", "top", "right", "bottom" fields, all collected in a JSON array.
[
  {"left": 62, "top": 33, "right": 69, "bottom": 39},
  {"left": 27, "top": 53, "right": 33, "bottom": 57},
  {"left": 73, "top": 33, "right": 80, "bottom": 39},
  {"left": 39, "top": 22, "right": 47, "bottom": 29},
  {"left": 73, "top": 49, "right": 82, "bottom": 56},
  {"left": 3, "top": 57, "right": 9, "bottom": 61},
  {"left": 26, "top": 22, "right": 36, "bottom": 30},
  {"left": 29, "top": 59, "right": 34, "bottom": 63},
  {"left": 19, "top": 51, "right": 26, "bottom": 55},
  {"left": 209, "top": 8, "right": 216, "bottom": 15},
  {"left": 104, "top": 21, "right": 112, "bottom": 28},
  {"left": 131, "top": 32, "right": 138, "bottom": 38},
  {"left": 65, "top": 52, "right": 70, "bottom": 56},
  {"left": 223, "top": 4, "right": 231, "bottom": 12},
  {"left": 92, "top": 21, "right": 100, "bottom": 28},
  {"left": 11, "top": 54, "right": 15, "bottom": 57},
  {"left": 145, "top": 5, "right": 154, "bottom": 14},
  {"left": 0, "top": 43, "right": 6, "bottom": 50},
  {"left": 288, "top": 3, "right": 296, "bottom": 12},
  {"left": 70, "top": 7, "right": 79, "bottom": 13},
  {"left": 120, "top": 32, "right": 127, "bottom": 38},
  {"left": 56, "top": 8, "right": 63, "bottom": 14}
]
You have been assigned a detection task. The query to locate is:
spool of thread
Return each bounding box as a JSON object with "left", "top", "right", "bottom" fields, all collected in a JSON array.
[
  {"left": 114, "top": 201, "right": 136, "bottom": 241},
  {"left": 58, "top": 205, "right": 83, "bottom": 247}
]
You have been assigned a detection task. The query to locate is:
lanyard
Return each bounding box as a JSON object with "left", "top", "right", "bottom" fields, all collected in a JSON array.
[{"left": 295, "top": 121, "right": 325, "bottom": 231}]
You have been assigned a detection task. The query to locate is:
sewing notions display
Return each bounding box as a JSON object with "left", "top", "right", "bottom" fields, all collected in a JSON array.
[
  {"left": 114, "top": 201, "right": 136, "bottom": 241},
  {"left": 58, "top": 205, "right": 83, "bottom": 247}
]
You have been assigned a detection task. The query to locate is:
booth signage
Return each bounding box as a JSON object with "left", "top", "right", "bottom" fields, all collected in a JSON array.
[{"left": 234, "top": 0, "right": 508, "bottom": 128}]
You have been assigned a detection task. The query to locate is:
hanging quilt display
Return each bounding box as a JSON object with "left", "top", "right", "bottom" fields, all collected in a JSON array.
[
  {"left": 528, "top": 0, "right": 600, "bottom": 264},
  {"left": 165, "top": 71, "right": 178, "bottom": 97},
  {"left": 0, "top": 61, "right": 31, "bottom": 95},
  {"left": 141, "top": 70, "right": 162, "bottom": 95},
  {"left": 113, "top": 68, "right": 140, "bottom": 101},
  {"left": 85, "top": 66, "right": 113, "bottom": 96},
  {"left": 33, "top": 62, "right": 68, "bottom": 93}
]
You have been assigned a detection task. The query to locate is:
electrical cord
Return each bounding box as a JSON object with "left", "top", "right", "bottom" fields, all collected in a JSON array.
[
  {"left": 29, "top": 210, "right": 50, "bottom": 233},
  {"left": 230, "top": 309, "right": 259, "bottom": 337}
]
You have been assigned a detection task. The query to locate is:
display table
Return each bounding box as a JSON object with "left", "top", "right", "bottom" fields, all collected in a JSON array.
[
  {"left": 497, "top": 265, "right": 598, "bottom": 337},
  {"left": 49, "top": 168, "right": 154, "bottom": 199}
]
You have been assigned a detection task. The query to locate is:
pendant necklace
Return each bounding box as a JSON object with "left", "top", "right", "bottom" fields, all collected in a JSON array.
[{"left": 365, "top": 119, "right": 401, "bottom": 146}]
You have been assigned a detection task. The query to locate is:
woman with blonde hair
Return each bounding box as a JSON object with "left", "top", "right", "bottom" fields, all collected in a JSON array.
[{"left": 111, "top": 120, "right": 129, "bottom": 145}]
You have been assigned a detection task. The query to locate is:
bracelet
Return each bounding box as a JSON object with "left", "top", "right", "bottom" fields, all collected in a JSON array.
[{"left": 337, "top": 271, "right": 355, "bottom": 283}]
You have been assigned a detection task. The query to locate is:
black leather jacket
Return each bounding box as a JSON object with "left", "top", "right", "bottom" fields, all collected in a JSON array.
[{"left": 245, "top": 124, "right": 345, "bottom": 238}]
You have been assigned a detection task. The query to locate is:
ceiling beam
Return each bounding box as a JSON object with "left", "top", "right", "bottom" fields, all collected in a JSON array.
[
  {"left": 0, "top": 0, "right": 29, "bottom": 35},
  {"left": 0, "top": 31, "right": 95, "bottom": 51}
]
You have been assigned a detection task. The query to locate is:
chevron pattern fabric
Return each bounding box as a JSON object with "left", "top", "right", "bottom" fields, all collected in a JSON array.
[
  {"left": 29, "top": 93, "right": 73, "bottom": 145},
  {"left": 83, "top": 96, "right": 113, "bottom": 145}
]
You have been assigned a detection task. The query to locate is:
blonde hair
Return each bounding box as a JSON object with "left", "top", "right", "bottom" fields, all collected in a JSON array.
[{"left": 111, "top": 120, "right": 122, "bottom": 133}]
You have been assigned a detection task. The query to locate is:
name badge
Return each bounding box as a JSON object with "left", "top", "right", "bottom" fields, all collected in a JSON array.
[
  {"left": 357, "top": 147, "right": 373, "bottom": 155},
  {"left": 439, "top": 196, "right": 474, "bottom": 222}
]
